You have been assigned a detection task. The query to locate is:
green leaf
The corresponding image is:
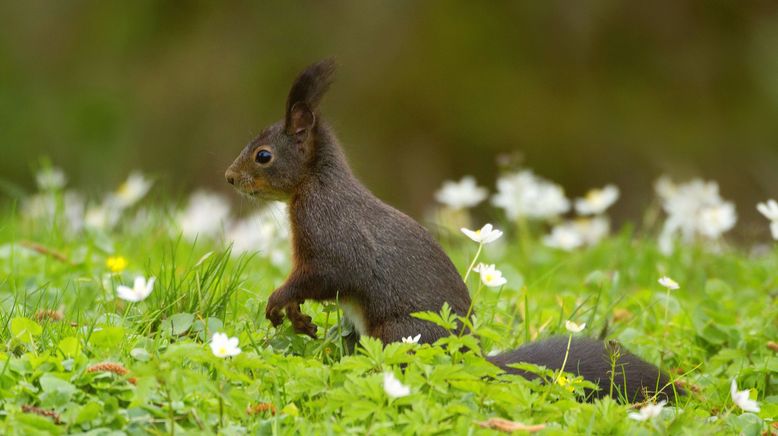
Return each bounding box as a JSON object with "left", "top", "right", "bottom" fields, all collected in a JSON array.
[
  {"left": 38, "top": 373, "right": 76, "bottom": 407},
  {"left": 10, "top": 317, "right": 42, "bottom": 344},
  {"left": 357, "top": 336, "right": 385, "bottom": 366},
  {"left": 382, "top": 342, "right": 415, "bottom": 365},
  {"left": 281, "top": 402, "right": 299, "bottom": 417},
  {"left": 130, "top": 348, "right": 151, "bottom": 362},
  {"left": 333, "top": 355, "right": 374, "bottom": 374},
  {"left": 14, "top": 412, "right": 63, "bottom": 434},
  {"left": 96, "top": 313, "right": 124, "bottom": 326},
  {"left": 73, "top": 401, "right": 102, "bottom": 425},
  {"left": 89, "top": 326, "right": 125, "bottom": 349},
  {"left": 161, "top": 312, "right": 195, "bottom": 336},
  {"left": 192, "top": 317, "right": 223, "bottom": 341},
  {"left": 57, "top": 337, "right": 81, "bottom": 358},
  {"left": 448, "top": 379, "right": 483, "bottom": 394},
  {"left": 506, "top": 362, "right": 555, "bottom": 379},
  {"left": 726, "top": 413, "right": 763, "bottom": 435},
  {"left": 194, "top": 251, "right": 214, "bottom": 267},
  {"left": 411, "top": 303, "right": 457, "bottom": 331},
  {"left": 163, "top": 343, "right": 209, "bottom": 363},
  {"left": 705, "top": 278, "right": 733, "bottom": 300},
  {"left": 584, "top": 270, "right": 609, "bottom": 287}
]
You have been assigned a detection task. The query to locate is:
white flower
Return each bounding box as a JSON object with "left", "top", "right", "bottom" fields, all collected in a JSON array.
[
  {"left": 658, "top": 230, "right": 675, "bottom": 256},
  {"left": 435, "top": 176, "right": 488, "bottom": 210},
  {"left": 757, "top": 200, "right": 778, "bottom": 240},
  {"left": 658, "top": 276, "right": 679, "bottom": 290},
  {"left": 23, "top": 191, "right": 85, "bottom": 234},
  {"left": 575, "top": 185, "right": 619, "bottom": 215},
  {"left": 698, "top": 202, "right": 737, "bottom": 238},
  {"left": 178, "top": 191, "right": 231, "bottom": 241},
  {"left": 628, "top": 401, "right": 666, "bottom": 421},
  {"left": 210, "top": 332, "right": 241, "bottom": 358},
  {"left": 543, "top": 224, "right": 584, "bottom": 251},
  {"left": 475, "top": 264, "right": 508, "bottom": 288},
  {"left": 655, "top": 177, "right": 737, "bottom": 252},
  {"left": 383, "top": 372, "right": 411, "bottom": 398},
  {"left": 542, "top": 218, "right": 610, "bottom": 251},
  {"left": 116, "top": 276, "right": 155, "bottom": 302},
  {"left": 127, "top": 208, "right": 155, "bottom": 234},
  {"left": 62, "top": 193, "right": 87, "bottom": 234},
  {"left": 35, "top": 167, "right": 67, "bottom": 191},
  {"left": 84, "top": 205, "right": 120, "bottom": 230},
  {"left": 461, "top": 223, "right": 503, "bottom": 244},
  {"left": 573, "top": 217, "right": 610, "bottom": 246},
  {"left": 565, "top": 320, "right": 586, "bottom": 333},
  {"left": 757, "top": 199, "right": 778, "bottom": 221},
  {"left": 730, "top": 379, "right": 760, "bottom": 413},
  {"left": 111, "top": 172, "right": 152, "bottom": 208},
  {"left": 492, "top": 170, "right": 570, "bottom": 220},
  {"left": 226, "top": 202, "right": 290, "bottom": 266},
  {"left": 654, "top": 176, "right": 676, "bottom": 199},
  {"left": 401, "top": 334, "right": 421, "bottom": 344}
]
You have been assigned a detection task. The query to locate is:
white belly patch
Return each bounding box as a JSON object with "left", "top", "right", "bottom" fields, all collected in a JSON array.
[{"left": 339, "top": 300, "right": 368, "bottom": 336}]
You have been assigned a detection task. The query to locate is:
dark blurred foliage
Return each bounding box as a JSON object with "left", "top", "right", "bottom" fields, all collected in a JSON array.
[{"left": 1, "top": 1, "right": 777, "bottom": 232}]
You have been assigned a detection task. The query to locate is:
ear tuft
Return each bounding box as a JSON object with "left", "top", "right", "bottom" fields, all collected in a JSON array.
[{"left": 285, "top": 58, "right": 337, "bottom": 132}]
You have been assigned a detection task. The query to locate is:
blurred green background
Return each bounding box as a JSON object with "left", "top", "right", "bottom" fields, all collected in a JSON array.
[{"left": 1, "top": 1, "right": 777, "bottom": 230}]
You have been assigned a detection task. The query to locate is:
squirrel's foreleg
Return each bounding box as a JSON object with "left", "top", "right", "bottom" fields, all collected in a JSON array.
[{"left": 265, "top": 268, "right": 333, "bottom": 338}]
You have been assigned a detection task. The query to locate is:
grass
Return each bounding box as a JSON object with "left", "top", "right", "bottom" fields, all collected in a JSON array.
[{"left": 0, "top": 192, "right": 776, "bottom": 435}]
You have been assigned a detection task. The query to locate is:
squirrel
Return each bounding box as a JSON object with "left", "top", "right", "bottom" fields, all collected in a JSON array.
[{"left": 225, "top": 59, "right": 680, "bottom": 402}]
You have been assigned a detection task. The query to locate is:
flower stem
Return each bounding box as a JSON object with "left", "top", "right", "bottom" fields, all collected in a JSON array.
[
  {"left": 219, "top": 393, "right": 224, "bottom": 429},
  {"left": 554, "top": 333, "right": 573, "bottom": 384},
  {"left": 461, "top": 283, "right": 484, "bottom": 336},
  {"left": 663, "top": 288, "right": 671, "bottom": 328},
  {"left": 660, "top": 287, "right": 672, "bottom": 372},
  {"left": 163, "top": 383, "right": 175, "bottom": 436},
  {"left": 463, "top": 243, "right": 484, "bottom": 283}
]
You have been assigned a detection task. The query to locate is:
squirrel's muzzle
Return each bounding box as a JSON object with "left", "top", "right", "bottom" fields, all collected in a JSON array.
[{"left": 225, "top": 169, "right": 237, "bottom": 186}]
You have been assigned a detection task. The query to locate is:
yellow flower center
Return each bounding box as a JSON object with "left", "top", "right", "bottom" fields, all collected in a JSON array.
[
  {"left": 485, "top": 274, "right": 494, "bottom": 282},
  {"left": 117, "top": 182, "right": 130, "bottom": 197},
  {"left": 106, "top": 256, "right": 128, "bottom": 273},
  {"left": 586, "top": 190, "right": 602, "bottom": 203},
  {"left": 218, "top": 347, "right": 227, "bottom": 355}
]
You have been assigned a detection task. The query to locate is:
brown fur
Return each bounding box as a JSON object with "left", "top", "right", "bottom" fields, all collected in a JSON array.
[{"left": 224, "top": 60, "right": 680, "bottom": 402}]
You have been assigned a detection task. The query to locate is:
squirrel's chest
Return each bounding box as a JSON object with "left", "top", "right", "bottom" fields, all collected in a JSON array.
[{"left": 339, "top": 299, "right": 369, "bottom": 337}]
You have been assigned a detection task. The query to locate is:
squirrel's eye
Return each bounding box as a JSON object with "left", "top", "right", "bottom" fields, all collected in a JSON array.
[{"left": 255, "top": 149, "right": 273, "bottom": 165}]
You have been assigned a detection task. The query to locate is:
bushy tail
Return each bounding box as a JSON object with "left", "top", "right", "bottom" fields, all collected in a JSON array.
[{"left": 487, "top": 337, "right": 683, "bottom": 403}]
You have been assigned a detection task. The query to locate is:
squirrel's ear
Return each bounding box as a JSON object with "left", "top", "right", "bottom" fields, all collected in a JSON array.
[
  {"left": 288, "top": 102, "right": 315, "bottom": 142},
  {"left": 285, "top": 58, "right": 336, "bottom": 132}
]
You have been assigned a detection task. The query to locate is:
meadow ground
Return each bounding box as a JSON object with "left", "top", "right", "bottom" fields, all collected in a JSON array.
[{"left": 0, "top": 173, "right": 776, "bottom": 435}]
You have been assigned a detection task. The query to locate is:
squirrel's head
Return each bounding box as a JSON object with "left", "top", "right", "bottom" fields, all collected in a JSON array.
[{"left": 225, "top": 59, "right": 336, "bottom": 200}]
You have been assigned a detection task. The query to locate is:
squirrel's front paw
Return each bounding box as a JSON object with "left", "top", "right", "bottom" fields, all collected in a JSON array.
[
  {"left": 286, "top": 303, "right": 318, "bottom": 339},
  {"left": 265, "top": 291, "right": 287, "bottom": 327}
]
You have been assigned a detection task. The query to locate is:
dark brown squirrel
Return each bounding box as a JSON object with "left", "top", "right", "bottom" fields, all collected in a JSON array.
[{"left": 225, "top": 59, "right": 680, "bottom": 402}]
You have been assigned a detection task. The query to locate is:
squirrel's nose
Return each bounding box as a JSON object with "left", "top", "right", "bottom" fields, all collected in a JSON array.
[{"left": 225, "top": 170, "right": 237, "bottom": 186}]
